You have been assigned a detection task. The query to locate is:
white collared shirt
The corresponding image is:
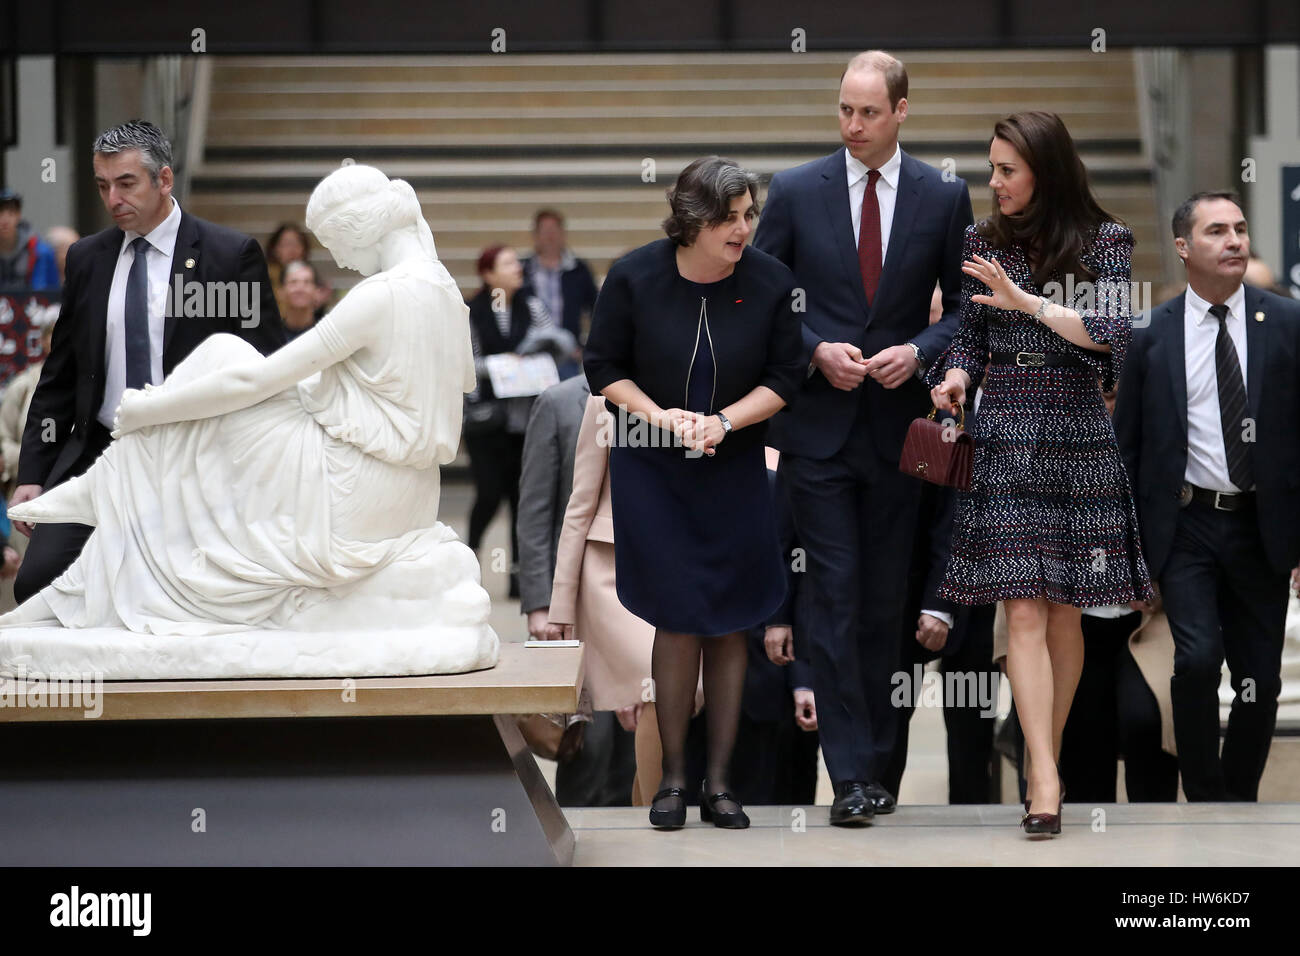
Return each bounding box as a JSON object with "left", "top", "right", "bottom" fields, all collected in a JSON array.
[
  {"left": 99, "top": 198, "right": 183, "bottom": 428},
  {"left": 1183, "top": 282, "right": 1249, "bottom": 492},
  {"left": 846, "top": 143, "right": 902, "bottom": 269}
]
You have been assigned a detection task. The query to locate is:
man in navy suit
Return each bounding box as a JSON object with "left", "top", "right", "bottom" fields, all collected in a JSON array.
[
  {"left": 753, "top": 50, "right": 973, "bottom": 824},
  {"left": 1114, "top": 191, "right": 1300, "bottom": 802},
  {"left": 10, "top": 120, "right": 285, "bottom": 604}
]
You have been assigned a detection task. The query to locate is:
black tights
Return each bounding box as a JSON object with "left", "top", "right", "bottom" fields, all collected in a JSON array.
[{"left": 651, "top": 629, "right": 747, "bottom": 812}]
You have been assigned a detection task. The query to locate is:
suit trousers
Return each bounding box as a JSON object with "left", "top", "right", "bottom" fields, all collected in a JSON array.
[
  {"left": 13, "top": 422, "right": 114, "bottom": 606},
  {"left": 881, "top": 603, "right": 999, "bottom": 803},
  {"left": 1061, "top": 611, "right": 1179, "bottom": 803},
  {"left": 1160, "top": 499, "right": 1288, "bottom": 801},
  {"left": 780, "top": 399, "right": 922, "bottom": 784}
]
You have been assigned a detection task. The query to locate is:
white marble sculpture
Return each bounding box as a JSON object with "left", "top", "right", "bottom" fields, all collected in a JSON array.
[{"left": 0, "top": 164, "right": 499, "bottom": 679}]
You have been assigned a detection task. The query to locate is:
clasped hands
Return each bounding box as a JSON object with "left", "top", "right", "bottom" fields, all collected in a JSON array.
[
  {"left": 657, "top": 407, "right": 726, "bottom": 457},
  {"left": 813, "top": 341, "right": 918, "bottom": 391}
]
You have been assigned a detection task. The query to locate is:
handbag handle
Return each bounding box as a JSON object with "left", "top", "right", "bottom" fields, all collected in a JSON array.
[{"left": 926, "top": 404, "right": 966, "bottom": 430}]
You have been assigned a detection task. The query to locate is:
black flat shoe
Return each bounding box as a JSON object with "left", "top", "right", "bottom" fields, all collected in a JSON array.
[
  {"left": 648, "top": 787, "right": 687, "bottom": 829},
  {"left": 865, "top": 781, "right": 897, "bottom": 814},
  {"left": 829, "top": 781, "right": 875, "bottom": 826},
  {"left": 699, "top": 785, "right": 750, "bottom": 829}
]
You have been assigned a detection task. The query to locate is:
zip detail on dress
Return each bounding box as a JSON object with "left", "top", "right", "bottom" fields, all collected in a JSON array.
[{"left": 684, "top": 296, "right": 719, "bottom": 415}]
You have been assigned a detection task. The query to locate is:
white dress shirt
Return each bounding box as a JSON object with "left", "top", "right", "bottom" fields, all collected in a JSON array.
[
  {"left": 1183, "top": 283, "right": 1249, "bottom": 492},
  {"left": 99, "top": 198, "right": 183, "bottom": 429},
  {"left": 846, "top": 143, "right": 902, "bottom": 269}
]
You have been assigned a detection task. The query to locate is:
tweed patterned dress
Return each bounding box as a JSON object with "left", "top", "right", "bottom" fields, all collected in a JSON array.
[{"left": 927, "top": 221, "right": 1154, "bottom": 607}]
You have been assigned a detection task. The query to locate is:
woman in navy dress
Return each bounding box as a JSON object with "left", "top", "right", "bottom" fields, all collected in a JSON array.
[
  {"left": 928, "top": 112, "right": 1154, "bottom": 837},
  {"left": 584, "top": 157, "right": 803, "bottom": 829}
]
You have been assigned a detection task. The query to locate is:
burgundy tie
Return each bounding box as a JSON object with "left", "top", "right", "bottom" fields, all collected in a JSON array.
[{"left": 858, "top": 168, "right": 882, "bottom": 304}]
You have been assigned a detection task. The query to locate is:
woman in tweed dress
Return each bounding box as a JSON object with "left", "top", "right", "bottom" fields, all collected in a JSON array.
[{"left": 929, "top": 112, "right": 1154, "bottom": 836}]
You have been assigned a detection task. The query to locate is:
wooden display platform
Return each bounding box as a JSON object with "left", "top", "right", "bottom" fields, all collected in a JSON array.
[{"left": 0, "top": 643, "right": 583, "bottom": 866}]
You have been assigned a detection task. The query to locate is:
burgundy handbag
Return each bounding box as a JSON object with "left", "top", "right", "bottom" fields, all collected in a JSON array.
[{"left": 899, "top": 406, "right": 973, "bottom": 490}]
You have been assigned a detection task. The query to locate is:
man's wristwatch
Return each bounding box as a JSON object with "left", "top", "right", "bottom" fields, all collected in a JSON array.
[
  {"left": 907, "top": 342, "right": 927, "bottom": 377},
  {"left": 716, "top": 412, "right": 733, "bottom": 437}
]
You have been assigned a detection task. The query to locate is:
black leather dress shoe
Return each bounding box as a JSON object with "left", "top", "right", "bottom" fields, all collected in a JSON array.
[
  {"left": 829, "top": 781, "right": 875, "bottom": 826},
  {"left": 865, "top": 782, "right": 897, "bottom": 814}
]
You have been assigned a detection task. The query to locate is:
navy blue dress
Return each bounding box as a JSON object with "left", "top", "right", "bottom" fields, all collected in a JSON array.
[{"left": 585, "top": 240, "right": 804, "bottom": 636}]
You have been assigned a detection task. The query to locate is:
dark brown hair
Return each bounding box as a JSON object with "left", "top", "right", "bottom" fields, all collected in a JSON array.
[
  {"left": 662, "top": 157, "right": 759, "bottom": 246},
  {"left": 978, "top": 111, "right": 1119, "bottom": 286},
  {"left": 266, "top": 222, "right": 312, "bottom": 266},
  {"left": 1171, "top": 190, "right": 1241, "bottom": 240}
]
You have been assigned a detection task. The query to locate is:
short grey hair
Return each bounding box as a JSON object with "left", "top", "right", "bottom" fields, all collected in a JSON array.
[
  {"left": 92, "top": 120, "right": 173, "bottom": 184},
  {"left": 662, "top": 157, "right": 760, "bottom": 246}
]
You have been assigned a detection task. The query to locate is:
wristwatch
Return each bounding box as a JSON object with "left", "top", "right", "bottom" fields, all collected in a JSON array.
[
  {"left": 907, "top": 342, "right": 927, "bottom": 378},
  {"left": 716, "top": 411, "right": 733, "bottom": 436}
]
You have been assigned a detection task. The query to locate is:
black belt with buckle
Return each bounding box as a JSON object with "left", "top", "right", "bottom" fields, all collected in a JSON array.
[
  {"left": 989, "top": 351, "right": 1085, "bottom": 368},
  {"left": 1180, "top": 483, "right": 1254, "bottom": 512}
]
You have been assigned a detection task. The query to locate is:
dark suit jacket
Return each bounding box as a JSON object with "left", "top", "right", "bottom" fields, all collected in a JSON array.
[
  {"left": 521, "top": 253, "right": 599, "bottom": 343},
  {"left": 1113, "top": 286, "right": 1300, "bottom": 577},
  {"left": 516, "top": 373, "right": 591, "bottom": 613},
  {"left": 753, "top": 148, "right": 973, "bottom": 462},
  {"left": 18, "top": 210, "right": 285, "bottom": 489}
]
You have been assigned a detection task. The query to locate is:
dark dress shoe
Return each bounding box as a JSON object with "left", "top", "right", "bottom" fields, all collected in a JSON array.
[
  {"left": 699, "top": 785, "right": 750, "bottom": 829},
  {"left": 829, "top": 781, "right": 875, "bottom": 826},
  {"left": 648, "top": 787, "right": 687, "bottom": 829},
  {"left": 865, "top": 782, "right": 897, "bottom": 814}
]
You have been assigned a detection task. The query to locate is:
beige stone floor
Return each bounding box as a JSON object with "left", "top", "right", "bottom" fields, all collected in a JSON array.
[{"left": 444, "top": 480, "right": 1300, "bottom": 864}]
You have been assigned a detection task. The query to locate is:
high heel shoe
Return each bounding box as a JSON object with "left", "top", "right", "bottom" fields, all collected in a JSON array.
[
  {"left": 648, "top": 787, "right": 687, "bottom": 829},
  {"left": 699, "top": 784, "right": 750, "bottom": 829},
  {"left": 1024, "top": 766, "right": 1066, "bottom": 812},
  {"left": 1021, "top": 769, "right": 1064, "bottom": 836}
]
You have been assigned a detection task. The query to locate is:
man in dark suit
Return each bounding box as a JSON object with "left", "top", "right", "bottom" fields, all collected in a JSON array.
[
  {"left": 1114, "top": 190, "right": 1300, "bottom": 801},
  {"left": 521, "top": 209, "right": 599, "bottom": 380},
  {"left": 753, "top": 50, "right": 973, "bottom": 824},
  {"left": 10, "top": 120, "right": 285, "bottom": 604}
]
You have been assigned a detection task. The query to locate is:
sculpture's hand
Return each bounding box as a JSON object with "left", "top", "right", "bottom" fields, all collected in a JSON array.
[{"left": 111, "top": 387, "right": 154, "bottom": 439}]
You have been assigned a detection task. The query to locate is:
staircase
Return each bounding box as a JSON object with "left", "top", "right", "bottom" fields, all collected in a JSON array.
[{"left": 186, "top": 50, "right": 1162, "bottom": 299}]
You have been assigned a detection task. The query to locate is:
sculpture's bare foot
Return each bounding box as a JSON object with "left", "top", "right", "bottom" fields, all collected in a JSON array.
[
  {"left": 7, "top": 472, "right": 96, "bottom": 527},
  {"left": 0, "top": 593, "right": 60, "bottom": 627}
]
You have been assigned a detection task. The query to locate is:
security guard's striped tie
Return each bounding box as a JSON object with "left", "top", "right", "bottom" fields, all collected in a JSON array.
[{"left": 1208, "top": 303, "right": 1252, "bottom": 491}]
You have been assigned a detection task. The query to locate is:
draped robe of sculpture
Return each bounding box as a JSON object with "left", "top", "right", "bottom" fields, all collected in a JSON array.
[{"left": 0, "top": 250, "right": 500, "bottom": 679}]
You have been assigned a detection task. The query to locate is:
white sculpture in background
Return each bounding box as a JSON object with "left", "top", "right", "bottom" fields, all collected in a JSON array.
[{"left": 0, "top": 164, "right": 499, "bottom": 679}]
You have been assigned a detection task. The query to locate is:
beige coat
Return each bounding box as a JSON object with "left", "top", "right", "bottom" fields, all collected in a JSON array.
[{"left": 548, "top": 396, "right": 655, "bottom": 710}]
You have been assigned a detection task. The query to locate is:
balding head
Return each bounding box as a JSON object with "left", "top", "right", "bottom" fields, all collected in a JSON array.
[{"left": 842, "top": 50, "right": 908, "bottom": 111}]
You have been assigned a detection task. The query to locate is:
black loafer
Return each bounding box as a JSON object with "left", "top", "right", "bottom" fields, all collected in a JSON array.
[
  {"left": 829, "top": 781, "right": 875, "bottom": 826},
  {"left": 648, "top": 787, "right": 687, "bottom": 829},
  {"left": 865, "top": 781, "right": 897, "bottom": 814}
]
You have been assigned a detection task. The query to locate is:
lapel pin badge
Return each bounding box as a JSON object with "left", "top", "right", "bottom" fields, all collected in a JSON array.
[
  {"left": 1254, "top": 311, "right": 1264, "bottom": 322},
  {"left": 185, "top": 257, "right": 196, "bottom": 269}
]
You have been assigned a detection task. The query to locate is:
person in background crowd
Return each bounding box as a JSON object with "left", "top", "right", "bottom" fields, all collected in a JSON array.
[
  {"left": 739, "top": 447, "right": 821, "bottom": 807},
  {"left": 1243, "top": 256, "right": 1274, "bottom": 289},
  {"left": 583, "top": 156, "right": 803, "bottom": 831},
  {"left": 1, "top": 320, "right": 56, "bottom": 494},
  {"left": 929, "top": 111, "right": 1153, "bottom": 837},
  {"left": 265, "top": 222, "right": 312, "bottom": 317},
  {"left": 522, "top": 208, "right": 599, "bottom": 379},
  {"left": 44, "top": 227, "right": 81, "bottom": 285},
  {"left": 1060, "top": 379, "right": 1179, "bottom": 803},
  {"left": 517, "top": 373, "right": 638, "bottom": 806},
  {"left": 8, "top": 119, "right": 285, "bottom": 605},
  {"left": 464, "top": 244, "right": 568, "bottom": 600},
  {"left": 1114, "top": 190, "right": 1300, "bottom": 802},
  {"left": 754, "top": 49, "right": 974, "bottom": 826},
  {"left": 280, "top": 260, "right": 323, "bottom": 340},
  {"left": 0, "top": 189, "right": 60, "bottom": 293}
]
